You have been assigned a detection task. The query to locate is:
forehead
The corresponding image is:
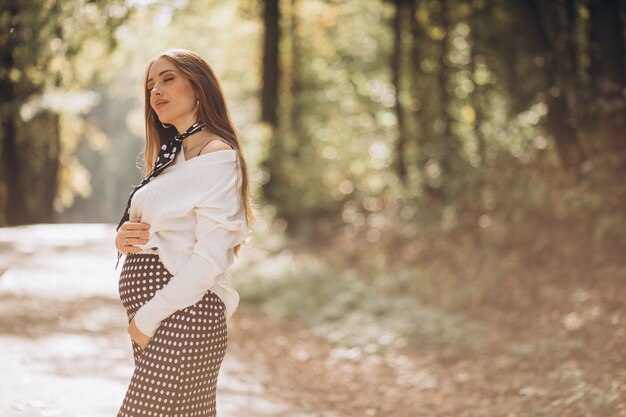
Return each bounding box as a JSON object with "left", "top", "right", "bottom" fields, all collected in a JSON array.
[{"left": 147, "top": 57, "right": 176, "bottom": 81}]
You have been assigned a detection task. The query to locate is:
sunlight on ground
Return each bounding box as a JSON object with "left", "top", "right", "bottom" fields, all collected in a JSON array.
[{"left": 0, "top": 223, "right": 297, "bottom": 417}]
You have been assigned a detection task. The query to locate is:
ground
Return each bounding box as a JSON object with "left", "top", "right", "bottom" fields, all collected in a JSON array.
[
  {"left": 0, "top": 223, "right": 623, "bottom": 417},
  {"left": 0, "top": 224, "right": 298, "bottom": 417}
]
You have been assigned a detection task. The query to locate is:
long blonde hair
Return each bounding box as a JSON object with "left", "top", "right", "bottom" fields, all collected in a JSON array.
[{"left": 142, "top": 49, "right": 255, "bottom": 255}]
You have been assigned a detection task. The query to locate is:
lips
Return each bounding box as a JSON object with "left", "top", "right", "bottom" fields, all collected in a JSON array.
[{"left": 154, "top": 100, "right": 169, "bottom": 110}]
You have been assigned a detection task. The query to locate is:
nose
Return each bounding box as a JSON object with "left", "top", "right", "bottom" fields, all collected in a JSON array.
[{"left": 150, "top": 86, "right": 161, "bottom": 96}]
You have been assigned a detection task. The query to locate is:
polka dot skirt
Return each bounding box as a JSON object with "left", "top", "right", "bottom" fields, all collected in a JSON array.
[{"left": 117, "top": 252, "right": 228, "bottom": 417}]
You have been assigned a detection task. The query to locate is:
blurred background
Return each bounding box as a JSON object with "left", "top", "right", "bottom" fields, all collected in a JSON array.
[{"left": 0, "top": 0, "right": 625, "bottom": 416}]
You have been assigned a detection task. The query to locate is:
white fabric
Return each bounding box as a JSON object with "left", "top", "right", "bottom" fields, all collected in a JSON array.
[{"left": 126, "top": 149, "right": 248, "bottom": 337}]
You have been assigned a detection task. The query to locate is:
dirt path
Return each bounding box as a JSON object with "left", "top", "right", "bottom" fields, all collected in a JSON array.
[
  {"left": 0, "top": 224, "right": 300, "bottom": 417},
  {"left": 1, "top": 224, "right": 623, "bottom": 417}
]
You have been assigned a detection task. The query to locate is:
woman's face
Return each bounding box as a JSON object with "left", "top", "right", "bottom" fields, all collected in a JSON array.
[{"left": 146, "top": 57, "right": 197, "bottom": 128}]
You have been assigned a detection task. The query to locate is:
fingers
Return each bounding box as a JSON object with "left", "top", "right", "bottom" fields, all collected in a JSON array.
[
  {"left": 124, "top": 233, "right": 150, "bottom": 244},
  {"left": 117, "top": 219, "right": 150, "bottom": 254},
  {"left": 124, "top": 246, "right": 143, "bottom": 253},
  {"left": 120, "top": 240, "right": 147, "bottom": 253},
  {"left": 129, "top": 333, "right": 145, "bottom": 350},
  {"left": 129, "top": 319, "right": 150, "bottom": 349},
  {"left": 122, "top": 226, "right": 150, "bottom": 236},
  {"left": 117, "top": 233, "right": 150, "bottom": 254},
  {"left": 123, "top": 220, "right": 150, "bottom": 231},
  {"left": 126, "top": 224, "right": 150, "bottom": 231}
]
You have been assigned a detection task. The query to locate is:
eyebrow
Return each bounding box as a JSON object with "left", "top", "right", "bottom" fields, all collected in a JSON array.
[{"left": 147, "top": 69, "right": 175, "bottom": 85}]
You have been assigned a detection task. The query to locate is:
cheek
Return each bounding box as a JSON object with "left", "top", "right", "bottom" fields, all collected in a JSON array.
[{"left": 173, "top": 82, "right": 196, "bottom": 106}]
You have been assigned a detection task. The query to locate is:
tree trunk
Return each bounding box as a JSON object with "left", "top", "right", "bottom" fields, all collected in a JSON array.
[
  {"left": 289, "top": 0, "right": 304, "bottom": 159},
  {"left": 37, "top": 113, "right": 61, "bottom": 223},
  {"left": 37, "top": 23, "right": 64, "bottom": 223},
  {"left": 563, "top": 0, "right": 578, "bottom": 75},
  {"left": 409, "top": 0, "right": 428, "bottom": 169},
  {"left": 513, "top": 0, "right": 586, "bottom": 171},
  {"left": 0, "top": 2, "right": 30, "bottom": 225},
  {"left": 469, "top": 0, "right": 488, "bottom": 164},
  {"left": 588, "top": 0, "right": 625, "bottom": 150},
  {"left": 391, "top": 0, "right": 409, "bottom": 183},
  {"left": 2, "top": 116, "right": 30, "bottom": 226},
  {"left": 261, "top": 0, "right": 280, "bottom": 127},
  {"left": 436, "top": 0, "right": 462, "bottom": 202}
]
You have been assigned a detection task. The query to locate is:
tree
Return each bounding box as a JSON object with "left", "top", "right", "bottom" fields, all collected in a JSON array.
[
  {"left": 0, "top": 0, "right": 131, "bottom": 225},
  {"left": 261, "top": 0, "right": 281, "bottom": 127}
]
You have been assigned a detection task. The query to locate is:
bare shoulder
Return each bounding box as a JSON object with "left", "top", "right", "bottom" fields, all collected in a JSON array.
[{"left": 198, "top": 136, "right": 234, "bottom": 155}]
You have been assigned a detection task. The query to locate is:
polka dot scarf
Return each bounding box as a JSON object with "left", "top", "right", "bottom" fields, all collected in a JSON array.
[{"left": 115, "top": 121, "right": 208, "bottom": 269}]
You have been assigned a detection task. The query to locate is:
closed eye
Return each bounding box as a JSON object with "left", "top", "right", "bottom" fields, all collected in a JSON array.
[{"left": 147, "top": 77, "right": 174, "bottom": 91}]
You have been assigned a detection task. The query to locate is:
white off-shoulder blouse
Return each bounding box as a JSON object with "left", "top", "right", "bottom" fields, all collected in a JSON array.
[{"left": 123, "top": 148, "right": 248, "bottom": 337}]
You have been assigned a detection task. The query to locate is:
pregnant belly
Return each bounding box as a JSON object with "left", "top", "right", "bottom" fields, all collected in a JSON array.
[{"left": 118, "top": 253, "right": 172, "bottom": 318}]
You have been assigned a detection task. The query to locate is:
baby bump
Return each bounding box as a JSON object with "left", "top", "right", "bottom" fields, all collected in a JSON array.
[
  {"left": 118, "top": 253, "right": 170, "bottom": 320},
  {"left": 118, "top": 252, "right": 227, "bottom": 322}
]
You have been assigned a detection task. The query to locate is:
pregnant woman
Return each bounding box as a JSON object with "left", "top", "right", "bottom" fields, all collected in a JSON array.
[{"left": 114, "top": 49, "right": 255, "bottom": 417}]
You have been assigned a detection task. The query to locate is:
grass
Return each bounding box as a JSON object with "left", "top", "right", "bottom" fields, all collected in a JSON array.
[{"left": 234, "top": 249, "right": 486, "bottom": 355}]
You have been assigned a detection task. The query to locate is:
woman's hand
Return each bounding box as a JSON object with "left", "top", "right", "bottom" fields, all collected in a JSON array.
[
  {"left": 128, "top": 317, "right": 151, "bottom": 350},
  {"left": 116, "top": 217, "right": 151, "bottom": 254}
]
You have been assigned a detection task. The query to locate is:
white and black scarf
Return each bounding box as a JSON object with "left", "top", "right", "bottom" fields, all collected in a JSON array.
[{"left": 115, "top": 121, "right": 207, "bottom": 269}]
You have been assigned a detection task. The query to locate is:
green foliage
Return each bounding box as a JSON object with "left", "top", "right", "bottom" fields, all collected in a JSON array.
[
  {"left": 2, "top": 0, "right": 624, "bottom": 319},
  {"left": 0, "top": 0, "right": 131, "bottom": 222},
  {"left": 235, "top": 251, "right": 486, "bottom": 354},
  {"left": 258, "top": 0, "right": 626, "bottom": 305}
]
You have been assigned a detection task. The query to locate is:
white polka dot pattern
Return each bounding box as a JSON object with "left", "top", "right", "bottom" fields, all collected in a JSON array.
[{"left": 117, "top": 253, "right": 227, "bottom": 417}]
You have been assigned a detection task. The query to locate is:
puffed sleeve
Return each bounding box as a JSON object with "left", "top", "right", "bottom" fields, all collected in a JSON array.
[{"left": 132, "top": 158, "right": 247, "bottom": 337}]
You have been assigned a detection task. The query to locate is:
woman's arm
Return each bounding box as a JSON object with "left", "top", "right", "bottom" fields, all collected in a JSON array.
[{"left": 132, "top": 156, "right": 247, "bottom": 338}]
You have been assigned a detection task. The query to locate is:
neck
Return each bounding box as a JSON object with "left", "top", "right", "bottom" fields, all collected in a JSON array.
[{"left": 172, "top": 114, "right": 198, "bottom": 136}]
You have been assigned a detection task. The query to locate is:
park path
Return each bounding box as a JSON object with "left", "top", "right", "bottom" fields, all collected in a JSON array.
[{"left": 0, "top": 223, "right": 300, "bottom": 417}]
